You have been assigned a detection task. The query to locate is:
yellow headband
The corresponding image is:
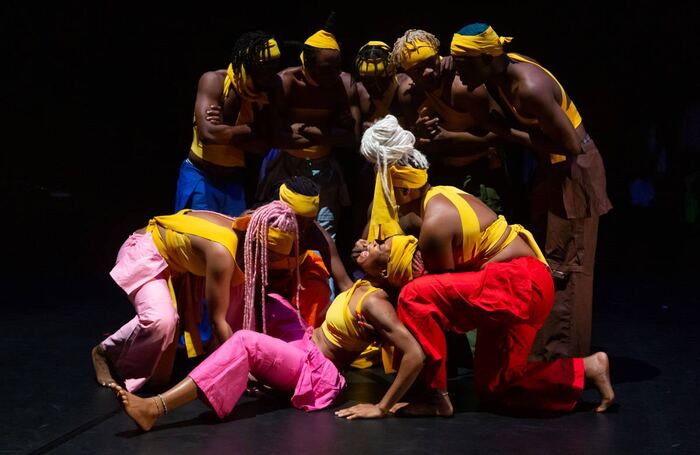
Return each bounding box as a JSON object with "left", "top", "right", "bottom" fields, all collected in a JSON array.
[
  {"left": 258, "top": 38, "right": 281, "bottom": 61},
  {"left": 387, "top": 235, "right": 419, "bottom": 288},
  {"left": 450, "top": 26, "right": 513, "bottom": 57},
  {"left": 303, "top": 30, "right": 340, "bottom": 51},
  {"left": 356, "top": 41, "right": 392, "bottom": 77},
  {"left": 279, "top": 183, "right": 319, "bottom": 218},
  {"left": 223, "top": 39, "right": 279, "bottom": 100},
  {"left": 299, "top": 30, "right": 340, "bottom": 86},
  {"left": 265, "top": 226, "right": 294, "bottom": 256},
  {"left": 399, "top": 39, "right": 438, "bottom": 70},
  {"left": 368, "top": 165, "right": 428, "bottom": 242},
  {"left": 391, "top": 165, "right": 428, "bottom": 188}
]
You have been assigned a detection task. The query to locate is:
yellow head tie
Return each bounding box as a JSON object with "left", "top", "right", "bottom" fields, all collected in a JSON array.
[
  {"left": 226, "top": 63, "right": 270, "bottom": 104},
  {"left": 450, "top": 26, "right": 513, "bottom": 57},
  {"left": 367, "top": 165, "right": 428, "bottom": 242},
  {"left": 391, "top": 165, "right": 428, "bottom": 189},
  {"left": 399, "top": 38, "right": 438, "bottom": 70},
  {"left": 257, "top": 38, "right": 281, "bottom": 62},
  {"left": 279, "top": 183, "right": 319, "bottom": 218},
  {"left": 303, "top": 30, "right": 341, "bottom": 51},
  {"left": 387, "top": 235, "right": 419, "bottom": 288},
  {"left": 265, "top": 226, "right": 294, "bottom": 256},
  {"left": 299, "top": 30, "right": 340, "bottom": 86},
  {"left": 356, "top": 41, "right": 392, "bottom": 77}
]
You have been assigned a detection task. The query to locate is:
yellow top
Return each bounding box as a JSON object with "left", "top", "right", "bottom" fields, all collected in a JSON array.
[
  {"left": 367, "top": 76, "right": 399, "bottom": 122},
  {"left": 321, "top": 280, "right": 379, "bottom": 352},
  {"left": 423, "top": 186, "right": 547, "bottom": 268},
  {"left": 498, "top": 53, "right": 582, "bottom": 164},
  {"left": 145, "top": 209, "right": 244, "bottom": 358},
  {"left": 146, "top": 209, "right": 244, "bottom": 284},
  {"left": 368, "top": 165, "right": 428, "bottom": 242}
]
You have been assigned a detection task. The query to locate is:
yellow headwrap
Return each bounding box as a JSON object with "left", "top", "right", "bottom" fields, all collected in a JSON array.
[
  {"left": 265, "top": 226, "right": 294, "bottom": 256},
  {"left": 368, "top": 165, "right": 428, "bottom": 242},
  {"left": 386, "top": 235, "right": 419, "bottom": 288},
  {"left": 450, "top": 26, "right": 513, "bottom": 57},
  {"left": 223, "top": 38, "right": 280, "bottom": 100},
  {"left": 399, "top": 38, "right": 438, "bottom": 70},
  {"left": 300, "top": 30, "right": 340, "bottom": 87},
  {"left": 356, "top": 41, "right": 392, "bottom": 77},
  {"left": 279, "top": 183, "right": 320, "bottom": 218}
]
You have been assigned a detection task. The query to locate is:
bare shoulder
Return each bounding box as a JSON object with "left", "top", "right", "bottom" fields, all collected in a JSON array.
[{"left": 199, "top": 69, "right": 226, "bottom": 86}]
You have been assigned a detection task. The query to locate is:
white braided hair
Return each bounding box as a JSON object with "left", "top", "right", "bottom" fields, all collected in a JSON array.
[{"left": 360, "top": 115, "right": 430, "bottom": 207}]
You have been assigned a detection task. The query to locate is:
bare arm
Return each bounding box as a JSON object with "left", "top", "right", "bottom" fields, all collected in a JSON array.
[
  {"left": 298, "top": 82, "right": 357, "bottom": 148},
  {"left": 195, "top": 72, "right": 253, "bottom": 147},
  {"left": 518, "top": 83, "right": 582, "bottom": 156},
  {"left": 308, "top": 221, "right": 353, "bottom": 292},
  {"left": 204, "top": 243, "right": 236, "bottom": 345},
  {"left": 335, "top": 292, "right": 426, "bottom": 419}
]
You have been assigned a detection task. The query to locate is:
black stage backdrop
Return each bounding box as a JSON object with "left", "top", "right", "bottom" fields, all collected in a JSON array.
[{"left": 3, "top": 1, "right": 698, "bottom": 278}]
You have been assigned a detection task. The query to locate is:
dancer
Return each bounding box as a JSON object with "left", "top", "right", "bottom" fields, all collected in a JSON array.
[
  {"left": 353, "top": 116, "right": 614, "bottom": 415},
  {"left": 92, "top": 202, "right": 299, "bottom": 392},
  {"left": 450, "top": 23, "right": 612, "bottom": 359}
]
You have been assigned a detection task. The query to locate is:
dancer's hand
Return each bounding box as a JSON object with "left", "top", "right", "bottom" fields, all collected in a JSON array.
[
  {"left": 205, "top": 104, "right": 223, "bottom": 124},
  {"left": 335, "top": 403, "right": 387, "bottom": 420}
]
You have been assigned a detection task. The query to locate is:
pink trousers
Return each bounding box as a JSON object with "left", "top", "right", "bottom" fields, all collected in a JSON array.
[
  {"left": 189, "top": 328, "right": 345, "bottom": 418},
  {"left": 101, "top": 232, "right": 178, "bottom": 392}
]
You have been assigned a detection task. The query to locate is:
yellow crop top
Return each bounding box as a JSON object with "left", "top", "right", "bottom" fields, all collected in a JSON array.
[
  {"left": 321, "top": 280, "right": 379, "bottom": 352},
  {"left": 497, "top": 53, "right": 582, "bottom": 164},
  {"left": 423, "top": 186, "right": 547, "bottom": 269},
  {"left": 146, "top": 209, "right": 244, "bottom": 285}
]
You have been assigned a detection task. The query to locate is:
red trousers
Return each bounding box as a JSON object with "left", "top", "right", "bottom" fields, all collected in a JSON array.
[
  {"left": 269, "top": 251, "right": 331, "bottom": 328},
  {"left": 397, "top": 256, "right": 584, "bottom": 411}
]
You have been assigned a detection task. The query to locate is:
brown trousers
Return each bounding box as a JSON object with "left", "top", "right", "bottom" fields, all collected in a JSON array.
[
  {"left": 529, "top": 137, "right": 611, "bottom": 360},
  {"left": 530, "top": 212, "right": 599, "bottom": 360}
]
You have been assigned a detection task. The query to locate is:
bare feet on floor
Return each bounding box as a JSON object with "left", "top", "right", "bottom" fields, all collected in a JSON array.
[
  {"left": 583, "top": 351, "right": 615, "bottom": 412},
  {"left": 92, "top": 345, "right": 116, "bottom": 387},
  {"left": 391, "top": 391, "right": 454, "bottom": 417},
  {"left": 109, "top": 384, "right": 161, "bottom": 432}
]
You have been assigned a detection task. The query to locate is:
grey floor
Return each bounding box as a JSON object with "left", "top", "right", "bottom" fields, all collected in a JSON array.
[{"left": 3, "top": 208, "right": 699, "bottom": 454}]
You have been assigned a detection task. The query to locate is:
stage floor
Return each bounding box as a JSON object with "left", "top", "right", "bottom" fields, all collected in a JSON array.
[{"left": 3, "top": 210, "right": 699, "bottom": 454}]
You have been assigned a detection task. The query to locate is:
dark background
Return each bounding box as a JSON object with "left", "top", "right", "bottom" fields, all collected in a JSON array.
[
  {"left": 3, "top": 3, "right": 700, "bottom": 452},
  {"left": 3, "top": 1, "right": 698, "bottom": 283}
]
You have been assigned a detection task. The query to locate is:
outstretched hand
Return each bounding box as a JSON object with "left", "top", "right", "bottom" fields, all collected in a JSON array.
[{"left": 335, "top": 403, "right": 387, "bottom": 420}]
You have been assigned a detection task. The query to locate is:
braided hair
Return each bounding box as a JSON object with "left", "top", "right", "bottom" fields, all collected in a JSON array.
[
  {"left": 280, "top": 176, "right": 320, "bottom": 197},
  {"left": 360, "top": 114, "right": 430, "bottom": 200},
  {"left": 230, "top": 30, "right": 277, "bottom": 73},
  {"left": 354, "top": 42, "right": 394, "bottom": 78},
  {"left": 390, "top": 29, "right": 440, "bottom": 69},
  {"left": 243, "top": 201, "right": 302, "bottom": 333}
]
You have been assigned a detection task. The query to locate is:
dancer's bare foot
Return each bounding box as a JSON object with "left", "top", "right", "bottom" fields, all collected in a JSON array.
[
  {"left": 92, "top": 345, "right": 116, "bottom": 387},
  {"left": 393, "top": 391, "right": 454, "bottom": 417},
  {"left": 583, "top": 352, "right": 615, "bottom": 412},
  {"left": 109, "top": 384, "right": 161, "bottom": 431}
]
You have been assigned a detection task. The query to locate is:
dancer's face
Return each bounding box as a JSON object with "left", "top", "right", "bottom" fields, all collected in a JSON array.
[
  {"left": 454, "top": 55, "right": 490, "bottom": 90},
  {"left": 308, "top": 49, "right": 342, "bottom": 87},
  {"left": 405, "top": 56, "right": 441, "bottom": 91},
  {"left": 354, "top": 238, "right": 393, "bottom": 277}
]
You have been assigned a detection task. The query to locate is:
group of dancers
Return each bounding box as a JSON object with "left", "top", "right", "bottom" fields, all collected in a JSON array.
[{"left": 91, "top": 19, "right": 615, "bottom": 431}]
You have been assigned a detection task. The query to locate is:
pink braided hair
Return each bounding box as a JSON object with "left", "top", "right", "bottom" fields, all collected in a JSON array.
[{"left": 243, "top": 201, "right": 303, "bottom": 333}]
